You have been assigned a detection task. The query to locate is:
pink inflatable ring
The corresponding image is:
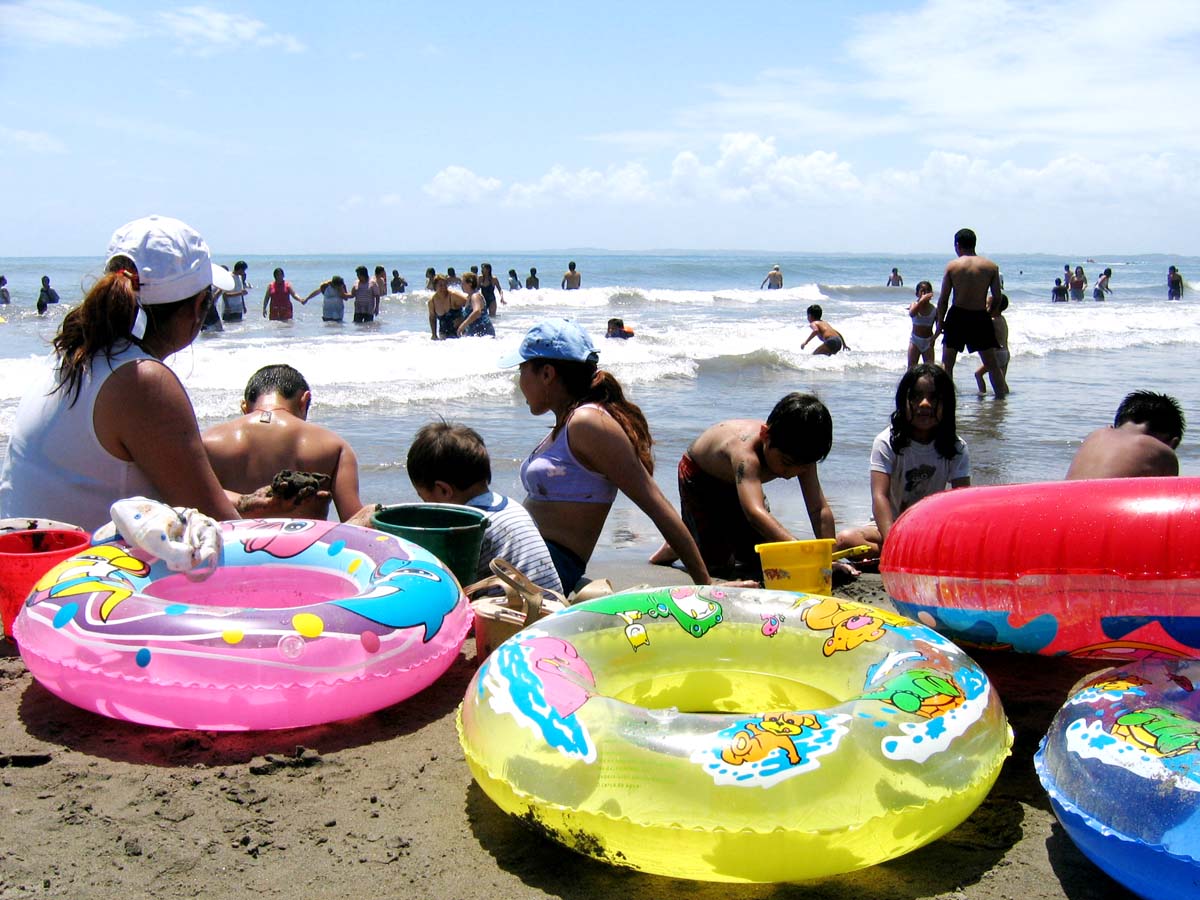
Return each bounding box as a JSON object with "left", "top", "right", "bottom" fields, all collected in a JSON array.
[{"left": 14, "top": 519, "right": 471, "bottom": 731}]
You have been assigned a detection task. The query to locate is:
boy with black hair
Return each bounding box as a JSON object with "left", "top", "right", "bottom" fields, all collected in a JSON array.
[
  {"left": 606, "top": 317, "right": 634, "bottom": 339},
  {"left": 407, "top": 421, "right": 562, "bottom": 593},
  {"left": 1067, "top": 391, "right": 1186, "bottom": 480},
  {"left": 800, "top": 304, "right": 849, "bottom": 356},
  {"left": 975, "top": 294, "right": 1010, "bottom": 393},
  {"left": 648, "top": 393, "right": 840, "bottom": 581},
  {"left": 202, "top": 364, "right": 362, "bottom": 521}
]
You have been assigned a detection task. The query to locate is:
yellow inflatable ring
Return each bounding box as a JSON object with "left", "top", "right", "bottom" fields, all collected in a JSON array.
[{"left": 459, "top": 585, "right": 1011, "bottom": 882}]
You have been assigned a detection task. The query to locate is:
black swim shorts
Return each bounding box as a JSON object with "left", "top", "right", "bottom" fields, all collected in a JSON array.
[{"left": 941, "top": 306, "right": 999, "bottom": 353}]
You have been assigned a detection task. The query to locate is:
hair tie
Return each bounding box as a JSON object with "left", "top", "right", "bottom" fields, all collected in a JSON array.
[{"left": 112, "top": 266, "right": 141, "bottom": 292}]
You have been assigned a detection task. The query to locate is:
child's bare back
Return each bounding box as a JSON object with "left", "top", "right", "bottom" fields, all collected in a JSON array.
[{"left": 687, "top": 419, "right": 773, "bottom": 484}]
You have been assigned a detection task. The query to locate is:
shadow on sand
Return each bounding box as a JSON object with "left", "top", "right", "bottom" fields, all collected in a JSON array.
[{"left": 15, "top": 644, "right": 479, "bottom": 768}]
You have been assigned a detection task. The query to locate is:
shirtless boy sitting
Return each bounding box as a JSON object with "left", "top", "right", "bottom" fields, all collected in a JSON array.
[
  {"left": 1066, "top": 391, "right": 1185, "bottom": 480},
  {"left": 203, "top": 364, "right": 364, "bottom": 520},
  {"left": 800, "top": 304, "right": 849, "bottom": 356},
  {"left": 648, "top": 393, "right": 839, "bottom": 581}
]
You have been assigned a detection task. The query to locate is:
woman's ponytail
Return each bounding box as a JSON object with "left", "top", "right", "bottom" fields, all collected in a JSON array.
[{"left": 52, "top": 270, "right": 140, "bottom": 404}]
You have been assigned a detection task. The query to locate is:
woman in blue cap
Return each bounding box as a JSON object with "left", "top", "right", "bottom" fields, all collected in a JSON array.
[{"left": 501, "top": 318, "right": 720, "bottom": 592}]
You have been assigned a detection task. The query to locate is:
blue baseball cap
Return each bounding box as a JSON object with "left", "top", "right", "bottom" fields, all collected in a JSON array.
[{"left": 498, "top": 318, "right": 600, "bottom": 367}]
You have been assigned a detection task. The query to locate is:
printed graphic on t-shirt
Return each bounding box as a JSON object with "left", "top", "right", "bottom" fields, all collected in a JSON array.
[{"left": 904, "top": 464, "right": 937, "bottom": 496}]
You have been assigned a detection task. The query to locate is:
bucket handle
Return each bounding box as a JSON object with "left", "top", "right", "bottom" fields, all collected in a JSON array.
[{"left": 832, "top": 544, "right": 872, "bottom": 561}]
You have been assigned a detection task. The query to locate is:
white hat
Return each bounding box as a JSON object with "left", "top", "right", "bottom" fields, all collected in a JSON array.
[{"left": 106, "top": 215, "right": 234, "bottom": 305}]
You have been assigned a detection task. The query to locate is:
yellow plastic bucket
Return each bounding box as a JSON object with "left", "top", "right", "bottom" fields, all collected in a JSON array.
[{"left": 755, "top": 538, "right": 834, "bottom": 595}]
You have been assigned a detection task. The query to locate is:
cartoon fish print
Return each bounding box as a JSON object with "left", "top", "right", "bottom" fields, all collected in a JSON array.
[
  {"left": 332, "top": 564, "right": 458, "bottom": 642},
  {"left": 238, "top": 519, "right": 338, "bottom": 558}
]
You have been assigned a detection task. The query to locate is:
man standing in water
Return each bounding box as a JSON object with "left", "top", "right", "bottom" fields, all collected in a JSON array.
[
  {"left": 561, "top": 261, "right": 581, "bottom": 290},
  {"left": 935, "top": 228, "right": 1008, "bottom": 397},
  {"left": 760, "top": 265, "right": 783, "bottom": 289},
  {"left": 1168, "top": 266, "right": 1184, "bottom": 301},
  {"left": 36, "top": 276, "right": 60, "bottom": 315}
]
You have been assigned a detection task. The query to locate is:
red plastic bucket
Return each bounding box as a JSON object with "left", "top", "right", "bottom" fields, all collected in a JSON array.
[{"left": 0, "top": 529, "right": 90, "bottom": 637}]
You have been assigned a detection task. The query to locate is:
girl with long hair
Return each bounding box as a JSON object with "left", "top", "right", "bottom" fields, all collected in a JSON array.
[
  {"left": 835, "top": 363, "right": 970, "bottom": 557},
  {"left": 908, "top": 280, "right": 937, "bottom": 367},
  {"left": 502, "top": 318, "right": 716, "bottom": 591}
]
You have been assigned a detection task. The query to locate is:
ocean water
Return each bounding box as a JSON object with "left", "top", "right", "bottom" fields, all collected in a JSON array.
[{"left": 1, "top": 250, "right": 1197, "bottom": 566}]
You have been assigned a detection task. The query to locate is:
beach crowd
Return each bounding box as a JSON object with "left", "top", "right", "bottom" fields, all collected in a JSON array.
[{"left": 0, "top": 216, "right": 1189, "bottom": 597}]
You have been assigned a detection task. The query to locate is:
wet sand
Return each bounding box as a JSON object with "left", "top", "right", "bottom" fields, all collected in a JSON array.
[{"left": 0, "top": 566, "right": 1134, "bottom": 899}]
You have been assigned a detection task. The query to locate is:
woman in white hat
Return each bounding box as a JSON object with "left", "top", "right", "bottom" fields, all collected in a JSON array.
[{"left": 0, "top": 216, "right": 279, "bottom": 530}]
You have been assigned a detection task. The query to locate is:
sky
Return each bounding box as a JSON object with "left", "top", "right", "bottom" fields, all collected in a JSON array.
[{"left": 1, "top": 0, "right": 1197, "bottom": 256}]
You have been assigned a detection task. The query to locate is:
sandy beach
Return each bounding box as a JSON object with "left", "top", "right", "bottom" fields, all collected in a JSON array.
[{"left": 0, "top": 563, "right": 1132, "bottom": 899}]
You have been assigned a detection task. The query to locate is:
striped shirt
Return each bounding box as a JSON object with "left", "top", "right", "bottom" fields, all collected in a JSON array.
[{"left": 466, "top": 491, "right": 563, "bottom": 594}]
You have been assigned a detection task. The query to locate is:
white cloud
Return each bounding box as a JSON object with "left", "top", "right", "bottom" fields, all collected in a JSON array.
[
  {"left": 0, "top": 2, "right": 305, "bottom": 54},
  {"left": 681, "top": 68, "right": 905, "bottom": 143},
  {"left": 669, "top": 134, "right": 860, "bottom": 204},
  {"left": 847, "top": 0, "right": 1200, "bottom": 155},
  {"left": 505, "top": 163, "right": 654, "bottom": 206},
  {"left": 869, "top": 149, "right": 1200, "bottom": 209},
  {"left": 9, "top": 129, "right": 67, "bottom": 154},
  {"left": 656, "top": 1, "right": 1200, "bottom": 163},
  {"left": 0, "top": 0, "right": 135, "bottom": 46},
  {"left": 424, "top": 132, "right": 1197, "bottom": 221},
  {"left": 157, "top": 6, "right": 305, "bottom": 56},
  {"left": 423, "top": 166, "right": 503, "bottom": 204}
]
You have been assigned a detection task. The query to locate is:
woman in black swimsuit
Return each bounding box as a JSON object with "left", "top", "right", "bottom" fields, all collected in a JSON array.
[{"left": 479, "top": 262, "right": 506, "bottom": 318}]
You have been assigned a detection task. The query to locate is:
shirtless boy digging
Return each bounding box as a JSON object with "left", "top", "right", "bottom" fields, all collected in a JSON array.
[
  {"left": 648, "top": 393, "right": 842, "bottom": 582},
  {"left": 800, "top": 304, "right": 849, "bottom": 356}
]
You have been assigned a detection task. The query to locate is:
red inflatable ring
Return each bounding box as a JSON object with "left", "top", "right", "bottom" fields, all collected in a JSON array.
[{"left": 880, "top": 477, "right": 1200, "bottom": 659}]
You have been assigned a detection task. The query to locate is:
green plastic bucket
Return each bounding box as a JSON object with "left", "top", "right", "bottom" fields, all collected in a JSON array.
[{"left": 371, "top": 503, "right": 487, "bottom": 586}]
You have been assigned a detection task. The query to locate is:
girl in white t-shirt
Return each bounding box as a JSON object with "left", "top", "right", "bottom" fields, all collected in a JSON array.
[{"left": 836, "top": 364, "right": 970, "bottom": 556}]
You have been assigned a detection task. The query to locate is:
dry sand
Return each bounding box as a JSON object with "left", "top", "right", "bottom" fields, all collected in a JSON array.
[{"left": 0, "top": 564, "right": 1135, "bottom": 899}]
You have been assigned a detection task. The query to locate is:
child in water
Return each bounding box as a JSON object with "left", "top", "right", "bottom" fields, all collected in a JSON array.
[
  {"left": 605, "top": 317, "right": 634, "bottom": 339},
  {"left": 975, "top": 295, "right": 1009, "bottom": 393},
  {"left": 835, "top": 364, "right": 970, "bottom": 557},
  {"left": 908, "top": 281, "right": 937, "bottom": 367},
  {"left": 800, "top": 304, "right": 849, "bottom": 355}
]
